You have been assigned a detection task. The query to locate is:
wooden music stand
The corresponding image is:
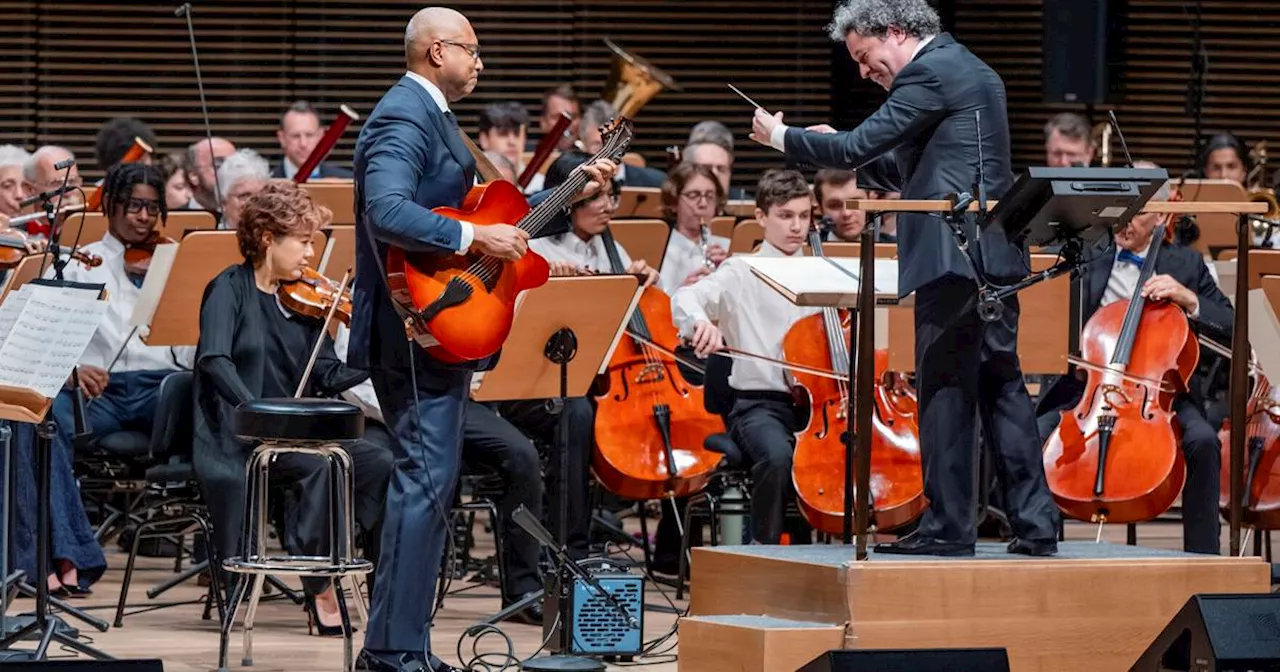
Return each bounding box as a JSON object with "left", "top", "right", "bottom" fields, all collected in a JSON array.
[
  {"left": 607, "top": 220, "right": 671, "bottom": 272},
  {"left": 616, "top": 187, "right": 662, "bottom": 219},
  {"left": 158, "top": 211, "right": 218, "bottom": 240},
  {"left": 728, "top": 220, "right": 762, "bottom": 254},
  {"left": 724, "top": 199, "right": 755, "bottom": 218},
  {"left": 822, "top": 242, "right": 898, "bottom": 259},
  {"left": 709, "top": 215, "right": 736, "bottom": 240},
  {"left": 1176, "top": 179, "right": 1249, "bottom": 258},
  {"left": 60, "top": 213, "right": 109, "bottom": 247},
  {"left": 1247, "top": 250, "right": 1280, "bottom": 290},
  {"left": 472, "top": 275, "right": 641, "bottom": 403},
  {"left": 140, "top": 231, "right": 244, "bottom": 346},
  {"left": 0, "top": 255, "right": 52, "bottom": 304},
  {"left": 302, "top": 181, "right": 356, "bottom": 226}
]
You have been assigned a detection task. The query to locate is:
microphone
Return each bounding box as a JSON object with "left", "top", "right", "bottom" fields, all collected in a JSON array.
[
  {"left": 948, "top": 191, "right": 974, "bottom": 218},
  {"left": 174, "top": 3, "right": 190, "bottom": 17},
  {"left": 53, "top": 157, "right": 75, "bottom": 171},
  {"left": 20, "top": 184, "right": 78, "bottom": 209}
]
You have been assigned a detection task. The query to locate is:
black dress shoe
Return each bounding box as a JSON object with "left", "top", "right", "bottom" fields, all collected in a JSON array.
[
  {"left": 1007, "top": 538, "right": 1057, "bottom": 557},
  {"left": 874, "top": 533, "right": 974, "bottom": 557},
  {"left": 356, "top": 650, "right": 428, "bottom": 672},
  {"left": 501, "top": 591, "right": 544, "bottom": 626}
]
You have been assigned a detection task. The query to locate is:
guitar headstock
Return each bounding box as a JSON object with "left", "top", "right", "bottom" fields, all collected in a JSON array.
[{"left": 593, "top": 118, "right": 635, "bottom": 164}]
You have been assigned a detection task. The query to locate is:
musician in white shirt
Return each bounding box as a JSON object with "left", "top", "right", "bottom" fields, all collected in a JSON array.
[
  {"left": 657, "top": 163, "right": 729, "bottom": 294},
  {"left": 671, "top": 169, "right": 821, "bottom": 544}
]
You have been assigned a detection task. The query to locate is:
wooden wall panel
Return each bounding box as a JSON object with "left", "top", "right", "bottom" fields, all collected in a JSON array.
[{"left": 5, "top": 1, "right": 830, "bottom": 193}]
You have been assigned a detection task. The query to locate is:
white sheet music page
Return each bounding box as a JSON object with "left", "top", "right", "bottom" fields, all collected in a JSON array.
[
  {"left": 131, "top": 242, "right": 179, "bottom": 329},
  {"left": 740, "top": 256, "right": 900, "bottom": 308},
  {"left": 0, "top": 284, "right": 108, "bottom": 398}
]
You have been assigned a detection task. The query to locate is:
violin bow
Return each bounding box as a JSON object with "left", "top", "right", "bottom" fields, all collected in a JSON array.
[{"left": 293, "top": 269, "right": 352, "bottom": 398}]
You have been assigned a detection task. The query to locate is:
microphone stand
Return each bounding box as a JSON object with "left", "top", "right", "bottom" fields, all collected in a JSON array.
[{"left": 175, "top": 3, "right": 224, "bottom": 209}]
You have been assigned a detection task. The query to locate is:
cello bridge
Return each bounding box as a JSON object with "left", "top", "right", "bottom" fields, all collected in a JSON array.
[
  {"left": 1100, "top": 384, "right": 1132, "bottom": 407},
  {"left": 634, "top": 363, "right": 666, "bottom": 384}
]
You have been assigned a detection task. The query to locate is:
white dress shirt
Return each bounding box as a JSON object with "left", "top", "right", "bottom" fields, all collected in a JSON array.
[
  {"left": 334, "top": 324, "right": 384, "bottom": 424},
  {"left": 529, "top": 231, "right": 632, "bottom": 273},
  {"left": 657, "top": 229, "right": 731, "bottom": 295},
  {"left": 671, "top": 241, "right": 820, "bottom": 392},
  {"left": 403, "top": 70, "right": 475, "bottom": 254},
  {"left": 50, "top": 234, "right": 194, "bottom": 372},
  {"left": 769, "top": 35, "right": 937, "bottom": 152},
  {"left": 281, "top": 157, "right": 317, "bottom": 181},
  {"left": 1102, "top": 241, "right": 1204, "bottom": 320}
]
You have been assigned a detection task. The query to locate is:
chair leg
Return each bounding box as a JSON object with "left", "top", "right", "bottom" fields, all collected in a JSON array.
[
  {"left": 1126, "top": 523, "right": 1137, "bottom": 546},
  {"left": 239, "top": 573, "right": 267, "bottom": 667},
  {"left": 637, "top": 503, "right": 652, "bottom": 568},
  {"left": 485, "top": 500, "right": 507, "bottom": 598},
  {"left": 217, "top": 574, "right": 252, "bottom": 672},
  {"left": 114, "top": 516, "right": 164, "bottom": 627},
  {"left": 334, "top": 577, "right": 355, "bottom": 672}
]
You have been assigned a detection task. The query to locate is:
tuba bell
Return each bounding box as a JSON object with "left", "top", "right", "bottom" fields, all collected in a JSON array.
[
  {"left": 601, "top": 38, "right": 681, "bottom": 118},
  {"left": 1246, "top": 140, "right": 1280, "bottom": 242}
]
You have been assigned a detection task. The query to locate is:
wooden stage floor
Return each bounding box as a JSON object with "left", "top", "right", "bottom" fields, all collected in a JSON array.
[{"left": 0, "top": 519, "right": 1268, "bottom": 671}]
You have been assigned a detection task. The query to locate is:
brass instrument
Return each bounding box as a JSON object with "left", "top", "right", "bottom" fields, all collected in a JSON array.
[
  {"left": 1091, "top": 121, "right": 1114, "bottom": 167},
  {"left": 602, "top": 38, "right": 681, "bottom": 118},
  {"left": 1247, "top": 140, "right": 1280, "bottom": 243}
]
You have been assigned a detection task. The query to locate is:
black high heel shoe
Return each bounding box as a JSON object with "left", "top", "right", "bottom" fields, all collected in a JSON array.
[{"left": 304, "top": 594, "right": 355, "bottom": 637}]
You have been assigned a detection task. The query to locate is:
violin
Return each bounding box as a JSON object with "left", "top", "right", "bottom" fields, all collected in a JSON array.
[
  {"left": 123, "top": 231, "right": 178, "bottom": 276},
  {"left": 591, "top": 227, "right": 725, "bottom": 500},
  {"left": 1043, "top": 222, "right": 1195, "bottom": 524},
  {"left": 785, "top": 224, "right": 925, "bottom": 535},
  {"left": 0, "top": 228, "right": 101, "bottom": 269},
  {"left": 278, "top": 266, "right": 353, "bottom": 326}
]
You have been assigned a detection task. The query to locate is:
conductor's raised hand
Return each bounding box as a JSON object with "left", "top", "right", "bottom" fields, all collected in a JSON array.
[
  {"left": 472, "top": 224, "right": 529, "bottom": 261},
  {"left": 570, "top": 159, "right": 619, "bottom": 204},
  {"left": 688, "top": 320, "right": 725, "bottom": 358},
  {"left": 750, "top": 108, "right": 784, "bottom": 147}
]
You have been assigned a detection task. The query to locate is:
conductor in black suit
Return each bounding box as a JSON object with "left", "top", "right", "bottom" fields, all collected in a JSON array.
[
  {"left": 1036, "top": 178, "right": 1232, "bottom": 555},
  {"left": 752, "top": 0, "right": 1059, "bottom": 556}
]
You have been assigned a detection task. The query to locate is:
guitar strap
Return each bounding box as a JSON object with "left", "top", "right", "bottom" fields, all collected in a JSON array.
[{"left": 458, "top": 129, "right": 503, "bottom": 184}]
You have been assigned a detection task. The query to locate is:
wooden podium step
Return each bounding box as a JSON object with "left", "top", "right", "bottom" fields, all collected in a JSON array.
[
  {"left": 677, "top": 614, "right": 845, "bottom": 672},
  {"left": 688, "top": 542, "right": 1269, "bottom": 672}
]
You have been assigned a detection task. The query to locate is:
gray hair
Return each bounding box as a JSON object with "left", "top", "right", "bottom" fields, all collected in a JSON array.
[
  {"left": 216, "top": 148, "right": 270, "bottom": 202},
  {"left": 1044, "top": 112, "right": 1091, "bottom": 143},
  {"left": 687, "top": 120, "right": 734, "bottom": 155},
  {"left": 0, "top": 145, "right": 30, "bottom": 171},
  {"left": 1133, "top": 160, "right": 1171, "bottom": 201},
  {"left": 581, "top": 100, "right": 616, "bottom": 136},
  {"left": 281, "top": 100, "right": 319, "bottom": 127},
  {"left": 826, "top": 0, "right": 942, "bottom": 41},
  {"left": 22, "top": 146, "right": 74, "bottom": 183}
]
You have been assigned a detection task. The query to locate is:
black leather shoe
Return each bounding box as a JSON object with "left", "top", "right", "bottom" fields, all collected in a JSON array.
[
  {"left": 356, "top": 650, "right": 428, "bottom": 672},
  {"left": 1007, "top": 538, "right": 1057, "bottom": 557},
  {"left": 874, "top": 533, "right": 974, "bottom": 557},
  {"left": 502, "top": 591, "right": 544, "bottom": 626}
]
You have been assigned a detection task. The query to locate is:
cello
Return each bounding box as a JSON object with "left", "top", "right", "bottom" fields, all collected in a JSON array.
[
  {"left": 1043, "top": 222, "right": 1196, "bottom": 524},
  {"left": 1214, "top": 349, "right": 1280, "bottom": 530},
  {"left": 785, "top": 225, "right": 925, "bottom": 534},
  {"left": 591, "top": 227, "right": 725, "bottom": 500}
]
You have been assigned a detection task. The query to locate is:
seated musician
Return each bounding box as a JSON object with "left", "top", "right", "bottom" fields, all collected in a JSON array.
[
  {"left": 1043, "top": 113, "right": 1095, "bottom": 168},
  {"left": 193, "top": 181, "right": 392, "bottom": 635},
  {"left": 1035, "top": 177, "right": 1233, "bottom": 555},
  {"left": 272, "top": 100, "right": 353, "bottom": 180},
  {"left": 532, "top": 85, "right": 581, "bottom": 152},
  {"left": 657, "top": 162, "right": 729, "bottom": 294},
  {"left": 41, "top": 162, "right": 190, "bottom": 594},
  {"left": 477, "top": 101, "right": 528, "bottom": 179},
  {"left": 94, "top": 117, "right": 157, "bottom": 174},
  {"left": 0, "top": 145, "right": 29, "bottom": 221},
  {"left": 186, "top": 137, "right": 237, "bottom": 211},
  {"left": 684, "top": 120, "right": 749, "bottom": 200},
  {"left": 672, "top": 168, "right": 820, "bottom": 544},
  {"left": 156, "top": 152, "right": 194, "bottom": 212},
  {"left": 580, "top": 101, "right": 665, "bottom": 188},
  {"left": 813, "top": 168, "right": 899, "bottom": 244},
  {"left": 216, "top": 148, "right": 271, "bottom": 230},
  {"left": 1200, "top": 133, "right": 1248, "bottom": 185}
]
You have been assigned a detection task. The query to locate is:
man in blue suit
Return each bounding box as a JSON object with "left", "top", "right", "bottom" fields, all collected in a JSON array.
[{"left": 351, "top": 8, "right": 614, "bottom": 671}]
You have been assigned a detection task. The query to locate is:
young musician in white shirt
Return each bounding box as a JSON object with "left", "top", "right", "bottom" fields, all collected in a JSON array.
[
  {"left": 656, "top": 163, "right": 730, "bottom": 294},
  {"left": 671, "top": 169, "right": 820, "bottom": 544}
]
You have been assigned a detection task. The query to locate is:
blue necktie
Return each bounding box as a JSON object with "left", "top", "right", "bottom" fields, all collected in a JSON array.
[{"left": 1117, "top": 249, "right": 1145, "bottom": 268}]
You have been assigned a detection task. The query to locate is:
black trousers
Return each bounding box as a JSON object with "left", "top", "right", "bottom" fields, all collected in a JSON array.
[
  {"left": 728, "top": 396, "right": 804, "bottom": 544},
  {"left": 460, "top": 400, "right": 544, "bottom": 600},
  {"left": 914, "top": 278, "right": 1059, "bottom": 545},
  {"left": 496, "top": 398, "right": 594, "bottom": 559},
  {"left": 1037, "top": 395, "right": 1222, "bottom": 554}
]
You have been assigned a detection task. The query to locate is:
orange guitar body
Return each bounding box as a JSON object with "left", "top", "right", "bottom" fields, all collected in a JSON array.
[
  {"left": 592, "top": 285, "right": 725, "bottom": 500},
  {"left": 386, "top": 179, "right": 550, "bottom": 362}
]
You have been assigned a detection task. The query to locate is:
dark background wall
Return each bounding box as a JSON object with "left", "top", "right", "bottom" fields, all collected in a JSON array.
[{"left": 0, "top": 1, "right": 1273, "bottom": 187}]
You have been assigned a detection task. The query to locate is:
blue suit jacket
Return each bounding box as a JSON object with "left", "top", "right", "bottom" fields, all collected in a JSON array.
[{"left": 351, "top": 75, "right": 483, "bottom": 371}]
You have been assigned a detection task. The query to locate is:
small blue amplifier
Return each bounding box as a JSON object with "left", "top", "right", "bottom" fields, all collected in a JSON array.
[{"left": 543, "top": 571, "right": 644, "bottom": 657}]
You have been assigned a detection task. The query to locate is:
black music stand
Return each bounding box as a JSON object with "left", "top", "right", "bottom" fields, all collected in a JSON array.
[{"left": 989, "top": 166, "right": 1169, "bottom": 247}]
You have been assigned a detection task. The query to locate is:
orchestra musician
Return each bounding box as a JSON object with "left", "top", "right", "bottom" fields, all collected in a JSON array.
[
  {"left": 350, "top": 8, "right": 614, "bottom": 671},
  {"left": 657, "top": 162, "right": 729, "bottom": 294},
  {"left": 272, "top": 100, "right": 354, "bottom": 180},
  {"left": 94, "top": 117, "right": 157, "bottom": 174},
  {"left": 476, "top": 101, "right": 528, "bottom": 179},
  {"left": 215, "top": 149, "right": 271, "bottom": 230},
  {"left": 0, "top": 145, "right": 28, "bottom": 219},
  {"left": 1199, "top": 132, "right": 1249, "bottom": 184},
  {"left": 1043, "top": 112, "right": 1095, "bottom": 168},
  {"left": 684, "top": 122, "right": 747, "bottom": 200},
  {"left": 186, "top": 137, "right": 237, "bottom": 211},
  {"left": 533, "top": 85, "right": 580, "bottom": 152},
  {"left": 673, "top": 169, "right": 820, "bottom": 544},
  {"left": 1035, "top": 178, "right": 1232, "bottom": 555},
  {"left": 580, "top": 101, "right": 666, "bottom": 188},
  {"left": 192, "top": 181, "right": 392, "bottom": 634},
  {"left": 813, "top": 168, "right": 900, "bottom": 243},
  {"left": 156, "top": 152, "right": 195, "bottom": 212},
  {"left": 751, "top": 0, "right": 1059, "bottom": 556}
]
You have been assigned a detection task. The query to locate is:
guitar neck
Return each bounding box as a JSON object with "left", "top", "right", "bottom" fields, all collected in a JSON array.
[{"left": 517, "top": 172, "right": 592, "bottom": 239}]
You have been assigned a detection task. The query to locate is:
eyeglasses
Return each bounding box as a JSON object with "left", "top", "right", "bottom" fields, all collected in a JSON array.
[
  {"left": 680, "top": 190, "right": 717, "bottom": 205},
  {"left": 125, "top": 198, "right": 160, "bottom": 215},
  {"left": 439, "top": 40, "right": 481, "bottom": 60}
]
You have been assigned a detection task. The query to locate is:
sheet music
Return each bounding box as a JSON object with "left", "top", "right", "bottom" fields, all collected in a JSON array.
[
  {"left": 0, "top": 284, "right": 108, "bottom": 398},
  {"left": 131, "top": 242, "right": 179, "bottom": 328},
  {"left": 740, "top": 256, "right": 900, "bottom": 307},
  {"left": 1250, "top": 288, "right": 1280, "bottom": 381}
]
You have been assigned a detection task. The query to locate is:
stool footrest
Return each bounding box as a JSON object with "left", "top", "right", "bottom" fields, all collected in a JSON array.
[{"left": 223, "top": 556, "right": 373, "bottom": 576}]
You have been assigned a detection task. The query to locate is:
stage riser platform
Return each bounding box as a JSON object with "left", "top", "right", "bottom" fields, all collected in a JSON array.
[
  {"left": 688, "top": 543, "right": 1269, "bottom": 672},
  {"left": 677, "top": 615, "right": 844, "bottom": 672}
]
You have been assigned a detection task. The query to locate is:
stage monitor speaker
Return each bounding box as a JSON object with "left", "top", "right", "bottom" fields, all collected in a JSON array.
[
  {"left": 799, "top": 648, "right": 1009, "bottom": 672},
  {"left": 1043, "top": 0, "right": 1127, "bottom": 105},
  {"left": 0, "top": 661, "right": 163, "bottom": 672},
  {"left": 1130, "top": 594, "right": 1280, "bottom": 671}
]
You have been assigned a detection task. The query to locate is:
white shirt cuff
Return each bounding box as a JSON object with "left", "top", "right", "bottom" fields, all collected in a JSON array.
[
  {"left": 456, "top": 220, "right": 474, "bottom": 255},
  {"left": 1188, "top": 299, "right": 1200, "bottom": 321},
  {"left": 770, "top": 124, "right": 789, "bottom": 152}
]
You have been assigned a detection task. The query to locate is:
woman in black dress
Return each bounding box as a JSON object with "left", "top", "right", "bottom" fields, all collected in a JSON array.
[{"left": 193, "top": 181, "right": 392, "bottom": 635}]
